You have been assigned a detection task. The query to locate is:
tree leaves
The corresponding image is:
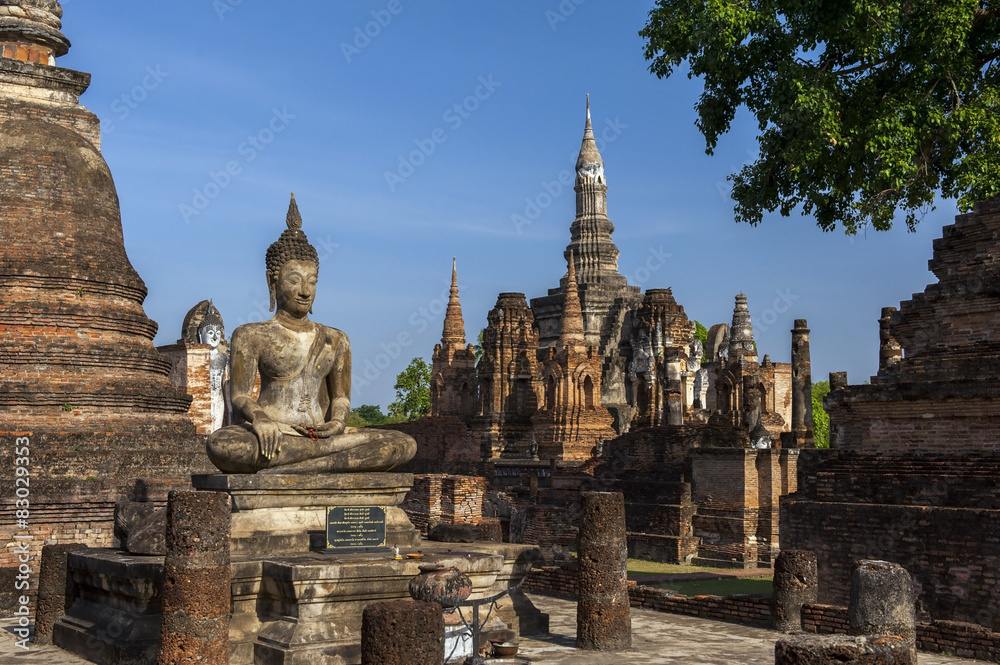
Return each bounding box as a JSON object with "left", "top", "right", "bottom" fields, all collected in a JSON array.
[{"left": 641, "top": 0, "right": 1000, "bottom": 233}]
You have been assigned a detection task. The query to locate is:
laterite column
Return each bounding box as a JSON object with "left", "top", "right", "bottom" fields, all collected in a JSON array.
[
  {"left": 155, "top": 490, "right": 231, "bottom": 665},
  {"left": 33, "top": 543, "right": 87, "bottom": 644},
  {"left": 576, "top": 491, "right": 631, "bottom": 651}
]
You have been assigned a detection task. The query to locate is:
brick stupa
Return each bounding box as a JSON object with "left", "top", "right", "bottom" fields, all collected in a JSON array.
[
  {"left": 0, "top": 0, "right": 206, "bottom": 596},
  {"left": 782, "top": 198, "right": 1000, "bottom": 630}
]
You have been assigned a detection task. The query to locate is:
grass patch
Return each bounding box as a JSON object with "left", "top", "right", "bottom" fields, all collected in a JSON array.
[{"left": 649, "top": 576, "right": 773, "bottom": 597}]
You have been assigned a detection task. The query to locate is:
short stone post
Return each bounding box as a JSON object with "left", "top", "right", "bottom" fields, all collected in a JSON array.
[
  {"left": 477, "top": 518, "right": 502, "bottom": 542},
  {"left": 849, "top": 560, "right": 917, "bottom": 661},
  {"left": 577, "top": 491, "right": 631, "bottom": 651},
  {"left": 155, "top": 490, "right": 231, "bottom": 665},
  {"left": 33, "top": 543, "right": 87, "bottom": 644},
  {"left": 772, "top": 550, "right": 818, "bottom": 632},
  {"left": 361, "top": 600, "right": 444, "bottom": 665}
]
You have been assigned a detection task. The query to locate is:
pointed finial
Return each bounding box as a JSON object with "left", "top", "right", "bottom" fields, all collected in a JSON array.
[
  {"left": 442, "top": 257, "right": 466, "bottom": 344},
  {"left": 286, "top": 193, "right": 302, "bottom": 230},
  {"left": 584, "top": 94, "right": 594, "bottom": 139}
]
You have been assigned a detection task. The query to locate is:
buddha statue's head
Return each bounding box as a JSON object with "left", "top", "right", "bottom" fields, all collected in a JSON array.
[
  {"left": 265, "top": 194, "right": 319, "bottom": 314},
  {"left": 198, "top": 305, "right": 224, "bottom": 348}
]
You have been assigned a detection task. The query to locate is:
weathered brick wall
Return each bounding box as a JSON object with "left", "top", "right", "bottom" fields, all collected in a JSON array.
[
  {"left": 782, "top": 497, "right": 1000, "bottom": 629},
  {"left": 377, "top": 416, "right": 481, "bottom": 476},
  {"left": 802, "top": 603, "right": 1000, "bottom": 662},
  {"left": 401, "top": 474, "right": 485, "bottom": 535},
  {"left": 519, "top": 504, "right": 578, "bottom": 554},
  {"left": 159, "top": 343, "right": 214, "bottom": 434},
  {"left": 441, "top": 475, "right": 484, "bottom": 525}
]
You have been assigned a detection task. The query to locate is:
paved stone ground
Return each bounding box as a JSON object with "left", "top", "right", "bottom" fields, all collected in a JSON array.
[
  {"left": 517, "top": 595, "right": 989, "bottom": 665},
  {"left": 1, "top": 596, "right": 989, "bottom": 664}
]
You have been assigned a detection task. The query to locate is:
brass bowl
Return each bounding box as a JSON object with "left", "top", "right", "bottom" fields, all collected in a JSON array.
[{"left": 491, "top": 642, "right": 519, "bottom": 657}]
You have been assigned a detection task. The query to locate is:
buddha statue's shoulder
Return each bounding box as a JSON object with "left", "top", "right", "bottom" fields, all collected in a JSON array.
[{"left": 317, "top": 324, "right": 349, "bottom": 349}]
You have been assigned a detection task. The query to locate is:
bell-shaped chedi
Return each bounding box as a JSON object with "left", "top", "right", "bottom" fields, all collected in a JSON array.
[{"left": 0, "top": 0, "right": 204, "bottom": 577}]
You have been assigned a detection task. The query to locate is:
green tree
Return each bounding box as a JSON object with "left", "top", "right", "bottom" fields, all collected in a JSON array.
[
  {"left": 348, "top": 404, "right": 388, "bottom": 428},
  {"left": 812, "top": 380, "right": 831, "bottom": 448},
  {"left": 640, "top": 1, "right": 1000, "bottom": 234},
  {"left": 387, "top": 358, "right": 431, "bottom": 421}
]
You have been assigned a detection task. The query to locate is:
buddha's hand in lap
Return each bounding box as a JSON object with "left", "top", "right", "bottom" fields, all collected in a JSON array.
[
  {"left": 293, "top": 420, "right": 346, "bottom": 439},
  {"left": 252, "top": 418, "right": 284, "bottom": 463}
]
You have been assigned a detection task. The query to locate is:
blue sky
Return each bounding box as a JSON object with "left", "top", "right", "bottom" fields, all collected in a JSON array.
[{"left": 56, "top": 1, "right": 959, "bottom": 409}]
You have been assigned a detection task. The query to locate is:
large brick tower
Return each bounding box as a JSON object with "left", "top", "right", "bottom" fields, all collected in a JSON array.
[{"left": 0, "top": 0, "right": 206, "bottom": 597}]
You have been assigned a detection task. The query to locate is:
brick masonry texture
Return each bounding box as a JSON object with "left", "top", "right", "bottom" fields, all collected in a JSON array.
[
  {"left": 401, "top": 474, "right": 485, "bottom": 535},
  {"left": 782, "top": 197, "right": 1000, "bottom": 635},
  {"left": 0, "top": 29, "right": 209, "bottom": 614}
]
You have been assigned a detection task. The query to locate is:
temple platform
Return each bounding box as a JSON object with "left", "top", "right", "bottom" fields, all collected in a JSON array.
[{"left": 53, "top": 472, "right": 548, "bottom": 665}]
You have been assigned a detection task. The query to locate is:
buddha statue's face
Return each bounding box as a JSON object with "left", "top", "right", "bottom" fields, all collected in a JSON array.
[
  {"left": 273, "top": 259, "right": 318, "bottom": 318},
  {"left": 199, "top": 324, "right": 223, "bottom": 348}
]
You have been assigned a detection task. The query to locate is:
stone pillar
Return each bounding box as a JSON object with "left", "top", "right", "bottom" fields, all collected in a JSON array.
[
  {"left": 849, "top": 560, "right": 917, "bottom": 662},
  {"left": 790, "top": 319, "right": 813, "bottom": 446},
  {"left": 830, "top": 371, "right": 848, "bottom": 391},
  {"left": 772, "top": 550, "right": 818, "bottom": 632},
  {"left": 878, "top": 307, "right": 902, "bottom": 371},
  {"left": 361, "top": 600, "right": 444, "bottom": 665},
  {"left": 156, "top": 490, "right": 231, "bottom": 665},
  {"left": 33, "top": 543, "right": 87, "bottom": 645},
  {"left": 577, "top": 491, "right": 631, "bottom": 651}
]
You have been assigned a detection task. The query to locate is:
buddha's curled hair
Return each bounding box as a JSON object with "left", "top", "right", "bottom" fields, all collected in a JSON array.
[{"left": 266, "top": 194, "right": 319, "bottom": 311}]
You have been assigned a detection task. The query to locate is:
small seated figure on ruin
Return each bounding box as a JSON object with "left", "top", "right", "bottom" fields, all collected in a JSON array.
[{"left": 206, "top": 195, "right": 416, "bottom": 474}]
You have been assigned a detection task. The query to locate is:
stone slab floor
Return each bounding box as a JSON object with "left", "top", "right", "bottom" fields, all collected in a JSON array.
[{"left": 0, "top": 595, "right": 989, "bottom": 664}]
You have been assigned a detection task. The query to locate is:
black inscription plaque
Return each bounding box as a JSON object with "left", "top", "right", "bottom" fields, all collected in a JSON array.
[{"left": 324, "top": 506, "right": 389, "bottom": 554}]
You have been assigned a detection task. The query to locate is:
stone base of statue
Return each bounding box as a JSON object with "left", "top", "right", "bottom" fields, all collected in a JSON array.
[
  {"left": 191, "top": 472, "right": 423, "bottom": 553},
  {"left": 54, "top": 472, "right": 548, "bottom": 665}
]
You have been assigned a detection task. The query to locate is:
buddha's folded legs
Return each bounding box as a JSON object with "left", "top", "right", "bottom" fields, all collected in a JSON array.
[{"left": 206, "top": 425, "right": 416, "bottom": 474}]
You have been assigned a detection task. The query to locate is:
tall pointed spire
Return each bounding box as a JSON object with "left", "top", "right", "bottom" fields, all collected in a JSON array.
[
  {"left": 562, "top": 95, "right": 626, "bottom": 289},
  {"left": 441, "top": 257, "right": 467, "bottom": 345},
  {"left": 576, "top": 93, "right": 604, "bottom": 176},
  {"left": 0, "top": 1, "right": 70, "bottom": 65},
  {"left": 560, "top": 252, "right": 586, "bottom": 345}
]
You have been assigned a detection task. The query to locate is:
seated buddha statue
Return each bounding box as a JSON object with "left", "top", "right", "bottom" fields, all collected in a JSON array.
[{"left": 206, "top": 195, "right": 416, "bottom": 474}]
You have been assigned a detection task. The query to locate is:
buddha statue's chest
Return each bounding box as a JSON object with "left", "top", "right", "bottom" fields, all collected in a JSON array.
[{"left": 257, "top": 328, "right": 333, "bottom": 381}]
